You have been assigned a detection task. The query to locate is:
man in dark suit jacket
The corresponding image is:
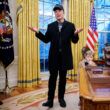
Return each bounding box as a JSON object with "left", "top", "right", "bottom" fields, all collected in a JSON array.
[{"left": 28, "top": 4, "right": 83, "bottom": 108}]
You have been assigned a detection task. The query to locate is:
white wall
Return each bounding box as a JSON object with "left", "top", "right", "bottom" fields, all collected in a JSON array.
[{"left": 0, "top": 0, "right": 18, "bottom": 90}]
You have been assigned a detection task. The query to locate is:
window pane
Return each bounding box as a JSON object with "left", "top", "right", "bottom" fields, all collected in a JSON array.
[
  {"left": 39, "top": 1, "right": 43, "bottom": 15},
  {"left": 106, "top": 32, "right": 110, "bottom": 43},
  {"left": 40, "top": 42, "right": 50, "bottom": 60},
  {"left": 53, "top": 17, "right": 56, "bottom": 21},
  {"left": 43, "top": 16, "right": 53, "bottom": 28},
  {"left": 95, "top": 0, "right": 110, "bottom": 60},
  {"left": 95, "top": 0, "right": 104, "bottom": 8},
  {"left": 53, "top": 0, "right": 61, "bottom": 4},
  {"left": 97, "top": 21, "right": 105, "bottom": 31},
  {"left": 105, "top": 21, "right": 110, "bottom": 31},
  {"left": 96, "top": 8, "right": 104, "bottom": 20},
  {"left": 39, "top": 0, "right": 43, "bottom": 1},
  {"left": 44, "top": 0, "right": 52, "bottom": 2},
  {"left": 39, "top": 15, "right": 44, "bottom": 28},
  {"left": 105, "top": 0, "right": 110, "bottom": 6},
  {"left": 98, "top": 32, "right": 107, "bottom": 59},
  {"left": 44, "top": 2, "right": 52, "bottom": 16},
  {"left": 104, "top": 8, "right": 110, "bottom": 20},
  {"left": 39, "top": 29, "right": 50, "bottom": 71}
]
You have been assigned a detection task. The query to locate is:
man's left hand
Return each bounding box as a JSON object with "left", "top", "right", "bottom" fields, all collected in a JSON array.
[{"left": 74, "top": 28, "right": 83, "bottom": 34}]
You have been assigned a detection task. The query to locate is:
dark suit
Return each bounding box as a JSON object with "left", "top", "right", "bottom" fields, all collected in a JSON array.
[{"left": 36, "top": 20, "right": 79, "bottom": 101}]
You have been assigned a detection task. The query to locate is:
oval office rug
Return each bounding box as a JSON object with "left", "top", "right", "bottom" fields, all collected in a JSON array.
[{"left": 0, "top": 82, "right": 79, "bottom": 110}]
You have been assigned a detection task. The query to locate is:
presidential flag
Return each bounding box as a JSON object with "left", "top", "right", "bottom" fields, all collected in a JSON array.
[
  {"left": 0, "top": 0, "right": 14, "bottom": 68},
  {"left": 86, "top": 6, "right": 98, "bottom": 52}
]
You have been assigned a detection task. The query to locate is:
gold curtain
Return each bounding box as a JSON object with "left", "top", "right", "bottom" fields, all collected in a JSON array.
[
  {"left": 68, "top": 0, "right": 92, "bottom": 80},
  {"left": 17, "top": 0, "right": 40, "bottom": 87}
]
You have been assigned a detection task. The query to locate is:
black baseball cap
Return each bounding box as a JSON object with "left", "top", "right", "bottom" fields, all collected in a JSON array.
[{"left": 53, "top": 4, "right": 64, "bottom": 11}]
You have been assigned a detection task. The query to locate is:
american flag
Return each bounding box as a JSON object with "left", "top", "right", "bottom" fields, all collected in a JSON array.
[{"left": 86, "top": 6, "right": 98, "bottom": 52}]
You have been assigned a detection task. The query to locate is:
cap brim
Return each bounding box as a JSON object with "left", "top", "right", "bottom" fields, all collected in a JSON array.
[{"left": 53, "top": 7, "right": 62, "bottom": 11}]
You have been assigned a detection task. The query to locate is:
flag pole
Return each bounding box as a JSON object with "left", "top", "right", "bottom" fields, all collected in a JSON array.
[{"left": 89, "top": 0, "right": 99, "bottom": 60}]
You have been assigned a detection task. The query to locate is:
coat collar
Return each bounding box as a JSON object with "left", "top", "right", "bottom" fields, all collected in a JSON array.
[{"left": 54, "top": 20, "right": 68, "bottom": 32}]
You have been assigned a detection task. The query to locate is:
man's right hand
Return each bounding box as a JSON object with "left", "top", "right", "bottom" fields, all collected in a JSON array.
[{"left": 28, "top": 26, "right": 39, "bottom": 33}]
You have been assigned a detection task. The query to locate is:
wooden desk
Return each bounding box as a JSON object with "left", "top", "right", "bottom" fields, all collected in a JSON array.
[
  {"left": 79, "top": 68, "right": 110, "bottom": 110},
  {"left": 94, "top": 60, "right": 105, "bottom": 66}
]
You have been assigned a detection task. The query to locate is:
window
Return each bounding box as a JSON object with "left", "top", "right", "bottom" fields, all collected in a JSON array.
[
  {"left": 94, "top": 0, "right": 110, "bottom": 59},
  {"left": 39, "top": 0, "right": 61, "bottom": 72}
]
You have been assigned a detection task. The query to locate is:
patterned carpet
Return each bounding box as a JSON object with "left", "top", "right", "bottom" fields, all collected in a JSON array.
[{"left": 0, "top": 82, "right": 79, "bottom": 110}]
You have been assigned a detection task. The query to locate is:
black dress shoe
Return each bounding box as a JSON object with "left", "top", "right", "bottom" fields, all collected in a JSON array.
[
  {"left": 0, "top": 101, "right": 3, "bottom": 105},
  {"left": 59, "top": 99, "right": 66, "bottom": 107},
  {"left": 42, "top": 100, "right": 53, "bottom": 108}
]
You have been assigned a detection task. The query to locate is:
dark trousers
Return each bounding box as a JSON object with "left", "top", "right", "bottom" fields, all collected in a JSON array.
[
  {"left": 48, "top": 52, "right": 67, "bottom": 101},
  {"left": 48, "top": 69, "right": 67, "bottom": 101}
]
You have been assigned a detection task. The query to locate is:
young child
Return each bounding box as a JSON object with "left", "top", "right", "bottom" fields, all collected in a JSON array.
[
  {"left": 77, "top": 47, "right": 96, "bottom": 106},
  {"left": 79, "top": 47, "right": 96, "bottom": 68}
]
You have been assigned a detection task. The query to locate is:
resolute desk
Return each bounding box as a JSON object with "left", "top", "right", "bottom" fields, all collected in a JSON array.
[{"left": 79, "top": 67, "right": 110, "bottom": 110}]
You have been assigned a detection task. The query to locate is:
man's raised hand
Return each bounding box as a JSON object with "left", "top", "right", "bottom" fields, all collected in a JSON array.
[
  {"left": 74, "top": 28, "right": 83, "bottom": 34},
  {"left": 28, "top": 26, "right": 38, "bottom": 33}
]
